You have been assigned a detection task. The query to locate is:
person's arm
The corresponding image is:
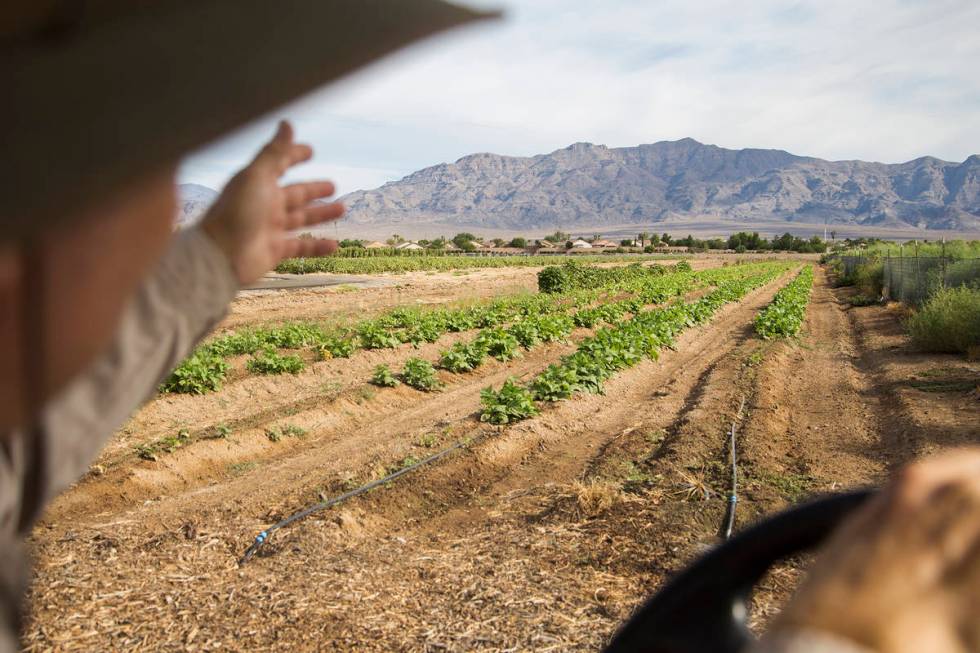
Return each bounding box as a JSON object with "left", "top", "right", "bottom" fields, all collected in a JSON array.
[
  {"left": 37, "top": 227, "right": 238, "bottom": 500},
  {"left": 29, "top": 120, "right": 344, "bottom": 514},
  {"left": 753, "top": 449, "right": 980, "bottom": 653}
]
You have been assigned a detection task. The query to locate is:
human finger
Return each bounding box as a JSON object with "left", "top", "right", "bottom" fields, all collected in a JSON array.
[
  {"left": 253, "top": 121, "right": 313, "bottom": 176},
  {"left": 283, "top": 181, "right": 336, "bottom": 210},
  {"left": 284, "top": 202, "right": 345, "bottom": 230}
]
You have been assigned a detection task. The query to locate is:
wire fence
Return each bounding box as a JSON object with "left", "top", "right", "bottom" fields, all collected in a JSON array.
[{"left": 839, "top": 254, "right": 980, "bottom": 306}]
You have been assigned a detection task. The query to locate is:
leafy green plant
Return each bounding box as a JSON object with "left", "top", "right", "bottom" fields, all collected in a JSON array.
[
  {"left": 438, "top": 341, "right": 487, "bottom": 372},
  {"left": 263, "top": 322, "right": 325, "bottom": 348},
  {"left": 160, "top": 351, "right": 229, "bottom": 394},
  {"left": 402, "top": 358, "right": 441, "bottom": 391},
  {"left": 475, "top": 328, "right": 521, "bottom": 362},
  {"left": 535, "top": 314, "right": 574, "bottom": 342},
  {"left": 207, "top": 423, "right": 232, "bottom": 439},
  {"left": 358, "top": 322, "right": 402, "bottom": 349},
  {"left": 403, "top": 317, "right": 444, "bottom": 346},
  {"left": 507, "top": 319, "right": 542, "bottom": 348},
  {"left": 135, "top": 444, "right": 158, "bottom": 461},
  {"left": 480, "top": 379, "right": 539, "bottom": 424},
  {"left": 316, "top": 335, "right": 355, "bottom": 359},
  {"left": 266, "top": 424, "right": 307, "bottom": 442},
  {"left": 370, "top": 364, "right": 400, "bottom": 387},
  {"left": 246, "top": 346, "right": 305, "bottom": 375},
  {"left": 530, "top": 364, "right": 580, "bottom": 401},
  {"left": 754, "top": 267, "right": 814, "bottom": 339}
]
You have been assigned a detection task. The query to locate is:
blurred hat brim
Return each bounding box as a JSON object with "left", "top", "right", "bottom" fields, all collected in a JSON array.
[{"left": 0, "top": 0, "right": 496, "bottom": 237}]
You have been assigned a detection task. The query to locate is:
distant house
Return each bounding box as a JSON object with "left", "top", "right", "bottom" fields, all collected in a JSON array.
[
  {"left": 591, "top": 239, "right": 617, "bottom": 248},
  {"left": 467, "top": 240, "right": 485, "bottom": 249},
  {"left": 571, "top": 239, "right": 593, "bottom": 249},
  {"left": 396, "top": 241, "right": 424, "bottom": 251},
  {"left": 443, "top": 242, "right": 461, "bottom": 252},
  {"left": 365, "top": 241, "right": 388, "bottom": 249}
]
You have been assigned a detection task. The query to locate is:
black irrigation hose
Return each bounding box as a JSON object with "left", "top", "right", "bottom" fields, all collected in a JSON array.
[
  {"left": 721, "top": 396, "right": 746, "bottom": 540},
  {"left": 239, "top": 437, "right": 477, "bottom": 565}
]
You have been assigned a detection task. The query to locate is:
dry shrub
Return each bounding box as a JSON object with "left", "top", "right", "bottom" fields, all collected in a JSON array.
[
  {"left": 906, "top": 286, "right": 980, "bottom": 354},
  {"left": 571, "top": 478, "right": 623, "bottom": 518}
]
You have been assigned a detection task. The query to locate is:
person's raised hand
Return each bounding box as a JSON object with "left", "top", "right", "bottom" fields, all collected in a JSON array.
[
  {"left": 767, "top": 449, "right": 980, "bottom": 652},
  {"left": 201, "top": 121, "right": 344, "bottom": 285}
]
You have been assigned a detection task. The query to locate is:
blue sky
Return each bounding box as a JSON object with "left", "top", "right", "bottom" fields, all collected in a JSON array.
[{"left": 179, "top": 0, "right": 980, "bottom": 195}]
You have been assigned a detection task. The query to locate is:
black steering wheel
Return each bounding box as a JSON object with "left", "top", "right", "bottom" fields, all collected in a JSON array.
[{"left": 603, "top": 490, "right": 874, "bottom": 653}]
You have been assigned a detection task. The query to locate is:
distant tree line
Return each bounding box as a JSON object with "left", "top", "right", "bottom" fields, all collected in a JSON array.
[{"left": 329, "top": 230, "right": 829, "bottom": 254}]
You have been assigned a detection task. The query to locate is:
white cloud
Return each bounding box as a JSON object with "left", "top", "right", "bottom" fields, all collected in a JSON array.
[{"left": 181, "top": 0, "right": 980, "bottom": 192}]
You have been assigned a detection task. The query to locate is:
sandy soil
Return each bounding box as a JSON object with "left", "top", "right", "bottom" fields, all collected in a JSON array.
[{"left": 23, "top": 264, "right": 978, "bottom": 651}]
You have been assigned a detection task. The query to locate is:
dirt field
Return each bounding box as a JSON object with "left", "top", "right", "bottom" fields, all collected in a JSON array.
[{"left": 23, "top": 262, "right": 978, "bottom": 651}]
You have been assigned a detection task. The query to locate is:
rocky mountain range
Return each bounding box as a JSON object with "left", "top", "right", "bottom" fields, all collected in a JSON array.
[
  {"left": 178, "top": 139, "right": 980, "bottom": 235},
  {"left": 336, "top": 139, "right": 980, "bottom": 232}
]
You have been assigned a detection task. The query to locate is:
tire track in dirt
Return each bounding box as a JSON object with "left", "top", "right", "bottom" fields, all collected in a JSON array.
[{"left": 738, "top": 266, "right": 889, "bottom": 509}]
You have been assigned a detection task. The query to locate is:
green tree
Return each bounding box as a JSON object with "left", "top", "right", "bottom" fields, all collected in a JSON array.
[
  {"left": 338, "top": 238, "right": 363, "bottom": 248},
  {"left": 661, "top": 233, "right": 672, "bottom": 246},
  {"left": 508, "top": 237, "right": 527, "bottom": 248},
  {"left": 452, "top": 232, "right": 477, "bottom": 250}
]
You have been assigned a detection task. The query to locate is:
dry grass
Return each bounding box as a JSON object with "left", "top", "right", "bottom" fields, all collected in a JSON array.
[{"left": 570, "top": 478, "right": 623, "bottom": 518}]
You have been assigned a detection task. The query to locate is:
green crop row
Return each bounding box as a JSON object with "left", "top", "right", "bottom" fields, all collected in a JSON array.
[
  {"left": 160, "top": 261, "right": 784, "bottom": 395},
  {"left": 275, "top": 253, "right": 677, "bottom": 275},
  {"left": 480, "top": 265, "right": 785, "bottom": 424},
  {"left": 159, "top": 261, "right": 696, "bottom": 395},
  {"left": 160, "top": 291, "right": 577, "bottom": 395},
  {"left": 754, "top": 266, "right": 814, "bottom": 339},
  {"left": 428, "top": 266, "right": 723, "bottom": 381},
  {"left": 538, "top": 260, "right": 692, "bottom": 293}
]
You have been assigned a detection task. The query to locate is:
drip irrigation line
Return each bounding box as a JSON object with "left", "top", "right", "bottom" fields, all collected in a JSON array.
[
  {"left": 721, "top": 395, "right": 746, "bottom": 540},
  {"left": 239, "top": 436, "right": 477, "bottom": 565}
]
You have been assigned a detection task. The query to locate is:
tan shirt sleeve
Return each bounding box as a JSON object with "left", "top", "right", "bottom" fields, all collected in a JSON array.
[
  {"left": 36, "top": 227, "right": 240, "bottom": 511},
  {"left": 0, "top": 227, "right": 238, "bottom": 649}
]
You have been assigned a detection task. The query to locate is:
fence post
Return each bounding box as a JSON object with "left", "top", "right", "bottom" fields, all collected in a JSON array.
[
  {"left": 914, "top": 241, "right": 920, "bottom": 305},
  {"left": 941, "top": 238, "right": 948, "bottom": 288},
  {"left": 885, "top": 252, "right": 890, "bottom": 300},
  {"left": 899, "top": 244, "right": 904, "bottom": 302}
]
